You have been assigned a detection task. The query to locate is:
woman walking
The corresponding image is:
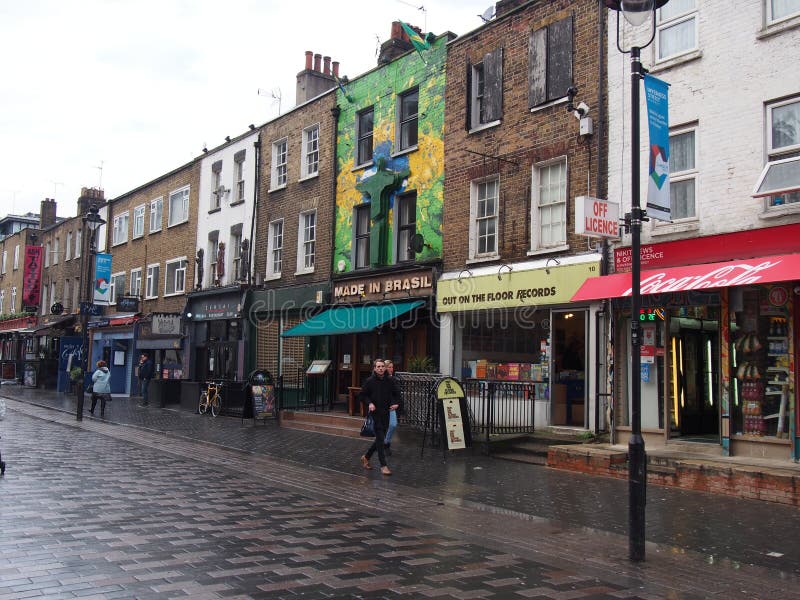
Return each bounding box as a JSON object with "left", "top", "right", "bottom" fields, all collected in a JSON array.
[{"left": 90, "top": 360, "right": 112, "bottom": 417}]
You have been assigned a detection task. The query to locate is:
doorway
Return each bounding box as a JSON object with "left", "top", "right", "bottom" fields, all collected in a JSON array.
[{"left": 551, "top": 310, "right": 587, "bottom": 426}]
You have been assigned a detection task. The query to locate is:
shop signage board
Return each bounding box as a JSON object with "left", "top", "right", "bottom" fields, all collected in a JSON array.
[
  {"left": 574, "top": 196, "right": 620, "bottom": 238},
  {"left": 333, "top": 268, "right": 434, "bottom": 302},
  {"left": 435, "top": 377, "right": 470, "bottom": 451},
  {"left": 437, "top": 261, "right": 600, "bottom": 313},
  {"left": 152, "top": 313, "right": 181, "bottom": 335}
]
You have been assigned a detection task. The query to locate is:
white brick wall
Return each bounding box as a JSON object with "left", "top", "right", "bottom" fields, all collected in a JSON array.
[{"left": 607, "top": 1, "right": 800, "bottom": 250}]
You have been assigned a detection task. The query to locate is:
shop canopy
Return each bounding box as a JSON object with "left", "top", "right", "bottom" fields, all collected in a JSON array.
[
  {"left": 281, "top": 300, "right": 424, "bottom": 337},
  {"left": 571, "top": 253, "right": 800, "bottom": 302}
]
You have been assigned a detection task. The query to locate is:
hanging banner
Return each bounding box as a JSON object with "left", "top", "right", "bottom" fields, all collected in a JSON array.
[
  {"left": 93, "top": 253, "right": 112, "bottom": 304},
  {"left": 22, "top": 245, "right": 43, "bottom": 308},
  {"left": 644, "top": 74, "right": 671, "bottom": 222}
]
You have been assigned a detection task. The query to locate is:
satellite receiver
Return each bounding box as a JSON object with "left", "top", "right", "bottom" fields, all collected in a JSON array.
[
  {"left": 409, "top": 233, "right": 426, "bottom": 254},
  {"left": 479, "top": 5, "right": 495, "bottom": 22}
]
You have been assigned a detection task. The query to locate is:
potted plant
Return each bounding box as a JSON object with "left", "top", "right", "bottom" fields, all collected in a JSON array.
[
  {"left": 407, "top": 355, "right": 437, "bottom": 373},
  {"left": 69, "top": 366, "right": 83, "bottom": 394}
]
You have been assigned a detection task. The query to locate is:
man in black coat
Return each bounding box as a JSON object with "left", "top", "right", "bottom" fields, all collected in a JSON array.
[
  {"left": 359, "top": 359, "right": 401, "bottom": 475},
  {"left": 138, "top": 353, "right": 155, "bottom": 407}
]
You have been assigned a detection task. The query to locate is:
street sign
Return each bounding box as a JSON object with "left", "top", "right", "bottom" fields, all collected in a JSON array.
[{"left": 80, "top": 302, "right": 103, "bottom": 316}]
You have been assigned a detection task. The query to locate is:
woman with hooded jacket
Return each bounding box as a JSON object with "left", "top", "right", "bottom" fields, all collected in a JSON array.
[{"left": 90, "top": 360, "right": 112, "bottom": 417}]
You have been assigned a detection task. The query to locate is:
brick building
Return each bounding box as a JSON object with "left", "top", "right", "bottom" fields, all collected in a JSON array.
[{"left": 438, "top": 0, "right": 608, "bottom": 430}]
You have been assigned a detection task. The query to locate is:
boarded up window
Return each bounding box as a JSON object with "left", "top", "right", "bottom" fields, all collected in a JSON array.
[
  {"left": 529, "top": 16, "right": 573, "bottom": 108},
  {"left": 467, "top": 48, "right": 503, "bottom": 129}
]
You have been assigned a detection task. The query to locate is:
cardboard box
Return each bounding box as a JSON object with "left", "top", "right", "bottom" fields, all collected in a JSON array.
[{"left": 476, "top": 360, "right": 487, "bottom": 379}]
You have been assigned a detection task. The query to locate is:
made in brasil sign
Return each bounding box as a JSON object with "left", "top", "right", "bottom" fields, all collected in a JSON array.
[{"left": 644, "top": 74, "right": 670, "bottom": 222}]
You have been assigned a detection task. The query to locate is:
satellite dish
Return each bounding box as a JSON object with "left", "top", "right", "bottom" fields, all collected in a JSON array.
[
  {"left": 409, "top": 233, "right": 425, "bottom": 254},
  {"left": 479, "top": 6, "right": 495, "bottom": 22},
  {"left": 51, "top": 302, "right": 64, "bottom": 315}
]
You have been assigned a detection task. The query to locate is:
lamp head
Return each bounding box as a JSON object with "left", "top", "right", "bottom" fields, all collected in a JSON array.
[
  {"left": 83, "top": 204, "right": 106, "bottom": 232},
  {"left": 605, "top": 0, "right": 670, "bottom": 26}
]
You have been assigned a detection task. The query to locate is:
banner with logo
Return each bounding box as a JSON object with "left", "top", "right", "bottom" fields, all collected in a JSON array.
[
  {"left": 93, "top": 253, "right": 112, "bottom": 304},
  {"left": 22, "top": 245, "right": 43, "bottom": 308},
  {"left": 644, "top": 73, "right": 670, "bottom": 222}
]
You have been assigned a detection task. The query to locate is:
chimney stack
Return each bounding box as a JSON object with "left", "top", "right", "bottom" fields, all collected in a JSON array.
[
  {"left": 39, "top": 198, "right": 57, "bottom": 229},
  {"left": 332, "top": 61, "right": 339, "bottom": 78},
  {"left": 378, "top": 21, "right": 415, "bottom": 65},
  {"left": 77, "top": 187, "right": 105, "bottom": 219},
  {"left": 313, "top": 53, "right": 322, "bottom": 71},
  {"left": 323, "top": 56, "right": 331, "bottom": 75},
  {"left": 296, "top": 50, "right": 339, "bottom": 105},
  {"left": 305, "top": 50, "right": 313, "bottom": 70}
]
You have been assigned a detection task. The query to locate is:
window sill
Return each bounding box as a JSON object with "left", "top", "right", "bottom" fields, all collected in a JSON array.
[
  {"left": 112, "top": 241, "right": 128, "bottom": 247},
  {"left": 264, "top": 273, "right": 282, "bottom": 281},
  {"left": 759, "top": 204, "right": 800, "bottom": 220},
  {"left": 650, "top": 220, "right": 700, "bottom": 236},
  {"left": 649, "top": 49, "right": 702, "bottom": 74},
  {"left": 208, "top": 207, "right": 221, "bottom": 214},
  {"left": 529, "top": 96, "right": 568, "bottom": 114},
  {"left": 164, "top": 291, "right": 185, "bottom": 298},
  {"left": 268, "top": 185, "right": 287, "bottom": 193},
  {"left": 145, "top": 296, "right": 157, "bottom": 301},
  {"left": 526, "top": 244, "right": 569, "bottom": 257},
  {"left": 229, "top": 199, "right": 245, "bottom": 207},
  {"left": 757, "top": 14, "right": 800, "bottom": 40},
  {"left": 391, "top": 145, "right": 417, "bottom": 158},
  {"left": 167, "top": 220, "right": 188, "bottom": 228},
  {"left": 294, "top": 269, "right": 315, "bottom": 276},
  {"left": 149, "top": 229, "right": 162, "bottom": 234},
  {"left": 465, "top": 255, "right": 500, "bottom": 265},
  {"left": 298, "top": 172, "right": 319, "bottom": 183},
  {"left": 468, "top": 120, "right": 501, "bottom": 135},
  {"left": 352, "top": 160, "right": 374, "bottom": 173}
]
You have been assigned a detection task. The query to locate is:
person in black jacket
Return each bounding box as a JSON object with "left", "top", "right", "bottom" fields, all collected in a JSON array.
[
  {"left": 359, "top": 359, "right": 401, "bottom": 475},
  {"left": 137, "top": 353, "right": 155, "bottom": 407}
]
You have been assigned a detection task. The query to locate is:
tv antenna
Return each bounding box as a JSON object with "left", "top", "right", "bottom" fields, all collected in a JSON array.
[
  {"left": 95, "top": 160, "right": 104, "bottom": 190},
  {"left": 50, "top": 180, "right": 63, "bottom": 199},
  {"left": 258, "top": 88, "right": 282, "bottom": 115},
  {"left": 396, "top": 0, "right": 427, "bottom": 31}
]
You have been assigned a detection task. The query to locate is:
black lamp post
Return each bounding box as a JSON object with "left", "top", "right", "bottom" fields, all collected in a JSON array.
[
  {"left": 76, "top": 204, "right": 106, "bottom": 421},
  {"left": 605, "top": 0, "right": 669, "bottom": 562}
]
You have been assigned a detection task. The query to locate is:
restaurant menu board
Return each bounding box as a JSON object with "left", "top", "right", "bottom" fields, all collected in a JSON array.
[{"left": 252, "top": 384, "right": 275, "bottom": 418}]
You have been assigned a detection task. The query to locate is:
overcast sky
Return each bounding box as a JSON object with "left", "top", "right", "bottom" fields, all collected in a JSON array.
[{"left": 0, "top": 0, "right": 492, "bottom": 219}]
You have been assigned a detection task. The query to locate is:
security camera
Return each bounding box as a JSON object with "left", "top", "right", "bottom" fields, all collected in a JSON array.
[{"left": 573, "top": 102, "right": 590, "bottom": 119}]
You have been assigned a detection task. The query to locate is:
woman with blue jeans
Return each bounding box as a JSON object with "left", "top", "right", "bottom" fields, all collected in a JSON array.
[{"left": 384, "top": 360, "right": 399, "bottom": 455}]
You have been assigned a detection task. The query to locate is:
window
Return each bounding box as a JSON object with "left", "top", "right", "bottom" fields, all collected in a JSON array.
[
  {"left": 529, "top": 17, "right": 573, "bottom": 108},
  {"left": 150, "top": 197, "right": 163, "bottom": 232},
  {"left": 113, "top": 212, "right": 129, "bottom": 245},
  {"left": 53, "top": 238, "right": 59, "bottom": 264},
  {"left": 234, "top": 151, "right": 246, "bottom": 201},
  {"left": 146, "top": 264, "right": 160, "bottom": 298},
  {"left": 133, "top": 205, "right": 145, "bottom": 238},
  {"left": 468, "top": 48, "right": 503, "bottom": 129},
  {"left": 271, "top": 138, "right": 288, "bottom": 189},
  {"left": 75, "top": 229, "right": 82, "bottom": 258},
  {"left": 165, "top": 258, "right": 187, "bottom": 295},
  {"left": 13, "top": 244, "right": 19, "bottom": 270},
  {"left": 397, "top": 88, "right": 419, "bottom": 151},
  {"left": 669, "top": 128, "right": 697, "bottom": 219},
  {"left": 130, "top": 268, "right": 142, "bottom": 298},
  {"left": 767, "top": 0, "right": 800, "bottom": 24},
  {"left": 49, "top": 283, "right": 55, "bottom": 312},
  {"left": 73, "top": 277, "right": 79, "bottom": 309},
  {"left": 208, "top": 232, "right": 219, "bottom": 284},
  {"left": 110, "top": 273, "right": 125, "bottom": 305},
  {"left": 470, "top": 178, "right": 499, "bottom": 258},
  {"left": 231, "top": 228, "right": 243, "bottom": 281},
  {"left": 755, "top": 97, "right": 800, "bottom": 206},
  {"left": 1, "top": 290, "right": 5, "bottom": 314},
  {"left": 211, "top": 161, "right": 222, "bottom": 210},
  {"left": 301, "top": 125, "right": 320, "bottom": 178},
  {"left": 168, "top": 186, "right": 190, "bottom": 226},
  {"left": 354, "top": 204, "right": 371, "bottom": 269},
  {"left": 65, "top": 233, "right": 71, "bottom": 261},
  {"left": 45, "top": 242, "right": 51, "bottom": 267},
  {"left": 356, "top": 107, "right": 374, "bottom": 165},
  {"left": 10, "top": 287, "right": 16, "bottom": 312},
  {"left": 396, "top": 193, "right": 416, "bottom": 263},
  {"left": 532, "top": 159, "right": 567, "bottom": 250},
  {"left": 656, "top": 0, "right": 697, "bottom": 61},
  {"left": 63, "top": 279, "right": 70, "bottom": 310},
  {"left": 297, "top": 210, "right": 316, "bottom": 273},
  {"left": 1, "top": 250, "right": 5, "bottom": 274},
  {"left": 266, "top": 220, "right": 283, "bottom": 279}
]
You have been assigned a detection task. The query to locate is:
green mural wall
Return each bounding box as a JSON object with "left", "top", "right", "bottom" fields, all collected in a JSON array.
[{"left": 333, "top": 36, "right": 446, "bottom": 272}]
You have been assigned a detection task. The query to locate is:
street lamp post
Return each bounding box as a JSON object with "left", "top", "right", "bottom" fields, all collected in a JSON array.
[
  {"left": 76, "top": 204, "right": 106, "bottom": 421},
  {"left": 605, "top": 0, "right": 669, "bottom": 562}
]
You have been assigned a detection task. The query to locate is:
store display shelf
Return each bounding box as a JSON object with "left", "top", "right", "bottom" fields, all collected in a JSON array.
[
  {"left": 767, "top": 380, "right": 789, "bottom": 385},
  {"left": 764, "top": 390, "right": 784, "bottom": 396},
  {"left": 767, "top": 367, "right": 790, "bottom": 373}
]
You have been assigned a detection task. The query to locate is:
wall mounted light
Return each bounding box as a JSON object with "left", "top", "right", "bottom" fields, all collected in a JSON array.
[
  {"left": 457, "top": 268, "right": 473, "bottom": 283},
  {"left": 497, "top": 263, "right": 512, "bottom": 281},
  {"left": 545, "top": 257, "right": 561, "bottom": 274}
]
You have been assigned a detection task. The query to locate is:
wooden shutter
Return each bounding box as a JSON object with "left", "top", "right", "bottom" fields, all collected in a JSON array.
[
  {"left": 528, "top": 28, "right": 547, "bottom": 108},
  {"left": 547, "top": 17, "right": 573, "bottom": 102},
  {"left": 483, "top": 48, "right": 503, "bottom": 123},
  {"left": 465, "top": 59, "right": 473, "bottom": 131}
]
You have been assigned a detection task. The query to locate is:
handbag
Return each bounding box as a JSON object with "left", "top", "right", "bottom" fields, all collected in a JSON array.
[
  {"left": 360, "top": 413, "right": 375, "bottom": 437},
  {"left": 85, "top": 384, "right": 93, "bottom": 393}
]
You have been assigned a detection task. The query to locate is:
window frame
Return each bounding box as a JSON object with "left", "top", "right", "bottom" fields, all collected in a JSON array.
[
  {"left": 133, "top": 204, "right": 146, "bottom": 238},
  {"left": 265, "top": 219, "right": 284, "bottom": 280},
  {"left": 766, "top": 0, "right": 800, "bottom": 25},
  {"left": 75, "top": 229, "right": 82, "bottom": 258},
  {"left": 758, "top": 96, "right": 800, "bottom": 207},
  {"left": 150, "top": 197, "right": 163, "bottom": 233},
  {"left": 664, "top": 125, "right": 698, "bottom": 222},
  {"left": 354, "top": 204, "right": 371, "bottom": 270},
  {"left": 146, "top": 263, "right": 160, "bottom": 299},
  {"left": 63, "top": 279, "right": 70, "bottom": 311},
  {"left": 130, "top": 267, "right": 143, "bottom": 298},
  {"left": 296, "top": 210, "right": 316, "bottom": 274},
  {"left": 468, "top": 48, "right": 503, "bottom": 131},
  {"left": 469, "top": 176, "right": 500, "bottom": 260},
  {"left": 396, "top": 87, "right": 419, "bottom": 152},
  {"left": 356, "top": 107, "right": 375, "bottom": 166},
  {"left": 271, "top": 138, "right": 288, "bottom": 190},
  {"left": 113, "top": 211, "right": 130, "bottom": 246},
  {"left": 529, "top": 17, "right": 573, "bottom": 109},
  {"left": 14, "top": 244, "right": 20, "bottom": 269},
  {"left": 65, "top": 233, "right": 71, "bottom": 261},
  {"left": 45, "top": 242, "right": 51, "bottom": 267},
  {"left": 531, "top": 157, "right": 568, "bottom": 252},
  {"left": 234, "top": 155, "right": 246, "bottom": 202},
  {"left": 53, "top": 238, "right": 59, "bottom": 264},
  {"left": 301, "top": 124, "right": 320, "bottom": 179},
  {"left": 656, "top": 0, "right": 698, "bottom": 62},
  {"left": 230, "top": 229, "right": 243, "bottom": 281},
  {"left": 164, "top": 257, "right": 188, "bottom": 296},
  {"left": 395, "top": 192, "right": 417, "bottom": 263},
  {"left": 110, "top": 272, "right": 126, "bottom": 305},
  {"left": 168, "top": 186, "right": 190, "bottom": 227}
]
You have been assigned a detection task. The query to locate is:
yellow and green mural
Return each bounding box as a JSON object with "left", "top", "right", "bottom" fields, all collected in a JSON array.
[{"left": 333, "top": 34, "right": 447, "bottom": 272}]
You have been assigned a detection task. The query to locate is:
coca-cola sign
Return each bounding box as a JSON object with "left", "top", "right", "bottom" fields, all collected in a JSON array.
[{"left": 572, "top": 253, "right": 800, "bottom": 302}]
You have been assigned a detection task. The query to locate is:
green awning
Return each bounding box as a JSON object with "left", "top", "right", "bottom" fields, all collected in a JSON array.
[{"left": 281, "top": 300, "right": 425, "bottom": 337}]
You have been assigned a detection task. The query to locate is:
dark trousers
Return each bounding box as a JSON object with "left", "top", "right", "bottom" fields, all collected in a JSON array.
[
  {"left": 140, "top": 378, "right": 151, "bottom": 404},
  {"left": 365, "top": 426, "right": 388, "bottom": 466},
  {"left": 90, "top": 393, "right": 109, "bottom": 415}
]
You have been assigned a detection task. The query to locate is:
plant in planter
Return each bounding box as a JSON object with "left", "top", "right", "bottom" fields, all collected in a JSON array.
[
  {"left": 407, "top": 355, "right": 437, "bottom": 373},
  {"left": 69, "top": 367, "right": 83, "bottom": 394}
]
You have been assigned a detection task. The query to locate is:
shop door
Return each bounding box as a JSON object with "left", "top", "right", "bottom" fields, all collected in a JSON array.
[
  {"left": 669, "top": 313, "right": 719, "bottom": 439},
  {"left": 551, "top": 310, "right": 587, "bottom": 427},
  {"left": 208, "top": 341, "right": 238, "bottom": 381}
]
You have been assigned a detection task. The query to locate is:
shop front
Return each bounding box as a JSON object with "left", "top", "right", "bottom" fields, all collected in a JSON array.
[
  {"left": 88, "top": 313, "right": 139, "bottom": 395},
  {"left": 135, "top": 313, "right": 185, "bottom": 406},
  {"left": 0, "top": 315, "right": 39, "bottom": 384},
  {"left": 281, "top": 267, "right": 437, "bottom": 409},
  {"left": 437, "top": 255, "right": 602, "bottom": 431},
  {"left": 571, "top": 225, "right": 800, "bottom": 460}
]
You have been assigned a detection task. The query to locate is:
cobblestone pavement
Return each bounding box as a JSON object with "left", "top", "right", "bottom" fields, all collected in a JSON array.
[{"left": 1, "top": 388, "right": 799, "bottom": 598}]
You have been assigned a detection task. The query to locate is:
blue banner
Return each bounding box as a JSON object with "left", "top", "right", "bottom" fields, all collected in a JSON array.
[
  {"left": 644, "top": 74, "right": 670, "bottom": 222},
  {"left": 93, "top": 253, "right": 112, "bottom": 304}
]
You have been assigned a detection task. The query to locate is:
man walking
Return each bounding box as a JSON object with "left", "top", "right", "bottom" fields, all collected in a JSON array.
[
  {"left": 359, "top": 359, "right": 401, "bottom": 475},
  {"left": 138, "top": 353, "right": 154, "bottom": 407}
]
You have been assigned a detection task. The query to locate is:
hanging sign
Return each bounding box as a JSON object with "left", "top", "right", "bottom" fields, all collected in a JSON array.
[
  {"left": 93, "top": 253, "right": 112, "bottom": 304},
  {"left": 22, "top": 245, "right": 43, "bottom": 307},
  {"left": 644, "top": 74, "right": 671, "bottom": 222},
  {"left": 575, "top": 196, "right": 620, "bottom": 238}
]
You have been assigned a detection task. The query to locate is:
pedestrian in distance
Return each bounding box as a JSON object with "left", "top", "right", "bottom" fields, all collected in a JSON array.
[
  {"left": 383, "top": 359, "right": 401, "bottom": 456},
  {"left": 0, "top": 396, "right": 6, "bottom": 475},
  {"left": 359, "top": 358, "right": 402, "bottom": 475},
  {"left": 90, "top": 360, "right": 112, "bottom": 417},
  {"left": 137, "top": 353, "right": 154, "bottom": 407}
]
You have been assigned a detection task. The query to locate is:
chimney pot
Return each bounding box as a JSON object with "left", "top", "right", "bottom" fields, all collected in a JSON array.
[
  {"left": 305, "top": 50, "right": 313, "bottom": 70},
  {"left": 323, "top": 56, "right": 331, "bottom": 75},
  {"left": 332, "top": 61, "right": 339, "bottom": 78},
  {"left": 313, "top": 53, "right": 322, "bottom": 71}
]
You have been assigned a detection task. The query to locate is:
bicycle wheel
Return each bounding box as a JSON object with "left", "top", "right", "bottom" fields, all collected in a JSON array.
[
  {"left": 210, "top": 393, "right": 221, "bottom": 417},
  {"left": 199, "top": 391, "right": 209, "bottom": 414}
]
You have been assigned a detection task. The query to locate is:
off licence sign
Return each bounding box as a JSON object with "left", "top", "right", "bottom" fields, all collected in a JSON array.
[{"left": 575, "top": 196, "right": 620, "bottom": 238}]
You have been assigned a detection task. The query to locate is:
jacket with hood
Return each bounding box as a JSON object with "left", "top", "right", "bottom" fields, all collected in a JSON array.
[{"left": 92, "top": 367, "right": 112, "bottom": 394}]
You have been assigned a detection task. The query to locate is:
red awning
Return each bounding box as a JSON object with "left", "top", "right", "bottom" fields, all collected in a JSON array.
[
  {"left": 571, "top": 253, "right": 800, "bottom": 302},
  {"left": 108, "top": 315, "right": 139, "bottom": 327}
]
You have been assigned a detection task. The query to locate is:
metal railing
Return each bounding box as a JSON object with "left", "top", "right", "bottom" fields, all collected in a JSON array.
[{"left": 276, "top": 368, "right": 333, "bottom": 412}]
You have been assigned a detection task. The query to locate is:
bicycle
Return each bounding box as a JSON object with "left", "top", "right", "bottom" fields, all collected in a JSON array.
[{"left": 198, "top": 381, "right": 223, "bottom": 417}]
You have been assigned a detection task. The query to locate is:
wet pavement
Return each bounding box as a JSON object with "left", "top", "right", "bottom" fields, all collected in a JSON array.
[{"left": 1, "top": 385, "right": 799, "bottom": 598}]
